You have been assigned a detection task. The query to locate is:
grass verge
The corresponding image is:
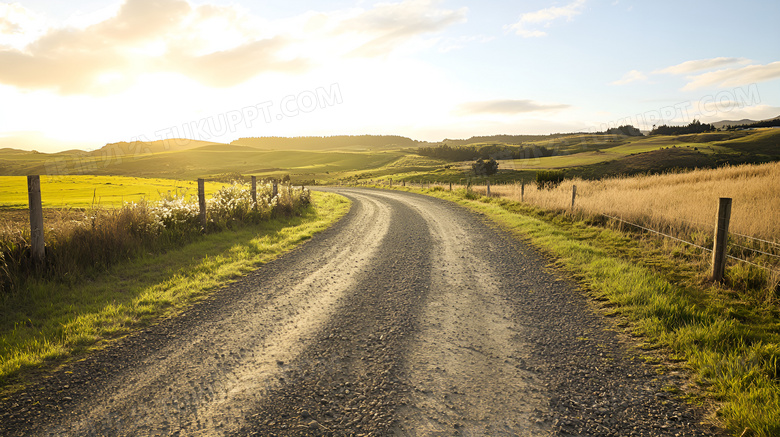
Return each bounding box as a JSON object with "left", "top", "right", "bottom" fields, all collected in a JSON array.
[
  {"left": 389, "top": 185, "right": 779, "bottom": 437},
  {"left": 0, "top": 191, "right": 350, "bottom": 391}
]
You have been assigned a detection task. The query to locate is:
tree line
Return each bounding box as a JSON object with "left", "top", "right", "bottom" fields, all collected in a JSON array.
[
  {"left": 415, "top": 143, "right": 554, "bottom": 162},
  {"left": 649, "top": 120, "right": 716, "bottom": 135}
]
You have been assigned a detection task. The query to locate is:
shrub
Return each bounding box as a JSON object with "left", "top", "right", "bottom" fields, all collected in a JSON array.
[
  {"left": 472, "top": 158, "right": 499, "bottom": 176},
  {"left": 536, "top": 170, "right": 565, "bottom": 189}
]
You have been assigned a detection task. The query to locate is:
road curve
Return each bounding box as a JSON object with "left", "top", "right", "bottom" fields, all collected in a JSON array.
[{"left": 0, "top": 188, "right": 723, "bottom": 436}]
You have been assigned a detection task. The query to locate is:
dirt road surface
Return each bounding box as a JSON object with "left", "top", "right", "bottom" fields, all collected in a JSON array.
[{"left": 0, "top": 188, "right": 724, "bottom": 436}]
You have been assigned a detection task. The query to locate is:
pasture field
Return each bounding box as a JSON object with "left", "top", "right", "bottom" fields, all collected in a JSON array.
[
  {"left": 0, "top": 175, "right": 227, "bottom": 209},
  {"left": 0, "top": 145, "right": 402, "bottom": 182},
  {"left": 493, "top": 129, "right": 779, "bottom": 171},
  {"left": 481, "top": 161, "right": 780, "bottom": 242}
]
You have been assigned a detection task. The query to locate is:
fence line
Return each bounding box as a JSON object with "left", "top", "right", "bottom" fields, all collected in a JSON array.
[
  {"left": 427, "top": 180, "right": 780, "bottom": 276},
  {"left": 352, "top": 179, "right": 780, "bottom": 275},
  {"left": 599, "top": 213, "right": 713, "bottom": 252},
  {"left": 727, "top": 255, "right": 780, "bottom": 274},
  {"left": 730, "top": 243, "right": 780, "bottom": 259},
  {"left": 598, "top": 211, "right": 779, "bottom": 275},
  {"left": 729, "top": 232, "right": 780, "bottom": 248}
]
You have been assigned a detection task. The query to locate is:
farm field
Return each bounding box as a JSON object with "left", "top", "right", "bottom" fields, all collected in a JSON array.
[
  {"left": 480, "top": 161, "right": 780, "bottom": 242},
  {"left": 0, "top": 144, "right": 402, "bottom": 182},
  {"left": 0, "top": 175, "right": 228, "bottom": 209},
  {"left": 490, "top": 129, "right": 779, "bottom": 171}
]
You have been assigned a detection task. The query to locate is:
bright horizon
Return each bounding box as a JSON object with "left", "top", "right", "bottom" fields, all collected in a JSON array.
[{"left": 1, "top": 0, "right": 779, "bottom": 153}]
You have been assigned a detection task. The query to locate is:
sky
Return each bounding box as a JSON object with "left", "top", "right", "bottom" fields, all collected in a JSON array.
[{"left": 1, "top": 0, "right": 779, "bottom": 152}]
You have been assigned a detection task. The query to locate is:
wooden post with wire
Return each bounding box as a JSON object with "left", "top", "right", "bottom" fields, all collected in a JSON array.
[
  {"left": 521, "top": 180, "right": 525, "bottom": 202},
  {"left": 571, "top": 185, "right": 577, "bottom": 213},
  {"left": 711, "top": 197, "right": 732, "bottom": 282},
  {"left": 487, "top": 179, "right": 491, "bottom": 197},
  {"left": 27, "top": 175, "right": 45, "bottom": 265},
  {"left": 251, "top": 176, "right": 257, "bottom": 210},
  {"left": 198, "top": 178, "right": 207, "bottom": 229}
]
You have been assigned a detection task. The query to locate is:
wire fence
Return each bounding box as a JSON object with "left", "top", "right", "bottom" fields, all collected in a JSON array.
[
  {"left": 373, "top": 179, "right": 780, "bottom": 276},
  {"left": 343, "top": 178, "right": 780, "bottom": 275},
  {"left": 600, "top": 213, "right": 779, "bottom": 274}
]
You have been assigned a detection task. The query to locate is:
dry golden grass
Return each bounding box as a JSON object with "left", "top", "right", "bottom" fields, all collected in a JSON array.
[{"left": 474, "top": 162, "right": 780, "bottom": 242}]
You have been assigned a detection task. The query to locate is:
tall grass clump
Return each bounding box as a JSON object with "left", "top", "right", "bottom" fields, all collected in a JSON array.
[{"left": 0, "top": 182, "right": 310, "bottom": 295}]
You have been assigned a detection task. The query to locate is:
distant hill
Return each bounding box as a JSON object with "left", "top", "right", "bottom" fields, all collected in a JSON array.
[
  {"left": 711, "top": 119, "right": 759, "bottom": 129},
  {"left": 711, "top": 115, "right": 780, "bottom": 129},
  {"left": 231, "top": 135, "right": 423, "bottom": 151},
  {"left": 93, "top": 139, "right": 225, "bottom": 157}
]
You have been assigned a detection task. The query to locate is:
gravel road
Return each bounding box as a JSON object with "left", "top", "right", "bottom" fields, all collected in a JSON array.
[{"left": 0, "top": 188, "right": 726, "bottom": 436}]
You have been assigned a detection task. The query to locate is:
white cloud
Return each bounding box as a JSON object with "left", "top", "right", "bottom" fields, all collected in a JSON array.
[
  {"left": 335, "top": 0, "right": 467, "bottom": 57},
  {"left": 611, "top": 69, "right": 647, "bottom": 85},
  {"left": 0, "top": 3, "right": 48, "bottom": 50},
  {"left": 0, "top": 0, "right": 466, "bottom": 95},
  {"left": 682, "top": 62, "right": 780, "bottom": 90},
  {"left": 654, "top": 57, "right": 749, "bottom": 75},
  {"left": 506, "top": 0, "right": 586, "bottom": 38},
  {"left": 458, "top": 99, "right": 570, "bottom": 115}
]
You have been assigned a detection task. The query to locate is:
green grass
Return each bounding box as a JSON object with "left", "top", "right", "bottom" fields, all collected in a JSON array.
[
  {"left": 0, "top": 191, "right": 350, "bottom": 390},
  {"left": 385, "top": 185, "right": 780, "bottom": 437},
  {"left": 0, "top": 146, "right": 403, "bottom": 183},
  {"left": 0, "top": 175, "right": 227, "bottom": 209}
]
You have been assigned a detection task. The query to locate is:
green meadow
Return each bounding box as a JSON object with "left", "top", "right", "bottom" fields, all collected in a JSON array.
[
  {"left": 2, "top": 129, "right": 778, "bottom": 186},
  {"left": 0, "top": 175, "right": 227, "bottom": 209}
]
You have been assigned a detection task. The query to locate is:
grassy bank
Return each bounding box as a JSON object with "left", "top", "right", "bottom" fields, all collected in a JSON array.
[
  {"left": 0, "top": 191, "right": 350, "bottom": 390},
  {"left": 391, "top": 185, "right": 779, "bottom": 437}
]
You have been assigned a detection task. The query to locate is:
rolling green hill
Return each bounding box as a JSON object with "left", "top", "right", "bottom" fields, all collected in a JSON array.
[{"left": 1, "top": 129, "right": 777, "bottom": 184}]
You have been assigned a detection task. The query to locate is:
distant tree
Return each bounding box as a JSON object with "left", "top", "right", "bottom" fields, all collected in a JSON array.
[
  {"left": 650, "top": 119, "right": 715, "bottom": 135},
  {"left": 605, "top": 125, "right": 643, "bottom": 136},
  {"left": 472, "top": 158, "right": 498, "bottom": 176},
  {"left": 416, "top": 143, "right": 552, "bottom": 162}
]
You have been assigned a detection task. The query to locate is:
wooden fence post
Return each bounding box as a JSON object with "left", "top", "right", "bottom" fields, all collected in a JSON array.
[
  {"left": 449, "top": 181, "right": 452, "bottom": 191},
  {"left": 272, "top": 181, "right": 278, "bottom": 198},
  {"left": 486, "top": 180, "right": 491, "bottom": 197},
  {"left": 251, "top": 176, "right": 257, "bottom": 210},
  {"left": 27, "top": 175, "right": 45, "bottom": 264},
  {"left": 571, "top": 184, "right": 577, "bottom": 212},
  {"left": 521, "top": 180, "right": 525, "bottom": 202},
  {"left": 197, "top": 178, "right": 207, "bottom": 228},
  {"left": 711, "top": 197, "right": 732, "bottom": 282}
]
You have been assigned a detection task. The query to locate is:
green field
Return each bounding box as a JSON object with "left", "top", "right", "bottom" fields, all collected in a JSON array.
[
  {"left": 495, "top": 130, "right": 775, "bottom": 171},
  {"left": 0, "top": 175, "right": 228, "bottom": 209},
  {"left": 0, "top": 144, "right": 402, "bottom": 183},
  {"left": 1, "top": 129, "right": 778, "bottom": 185}
]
